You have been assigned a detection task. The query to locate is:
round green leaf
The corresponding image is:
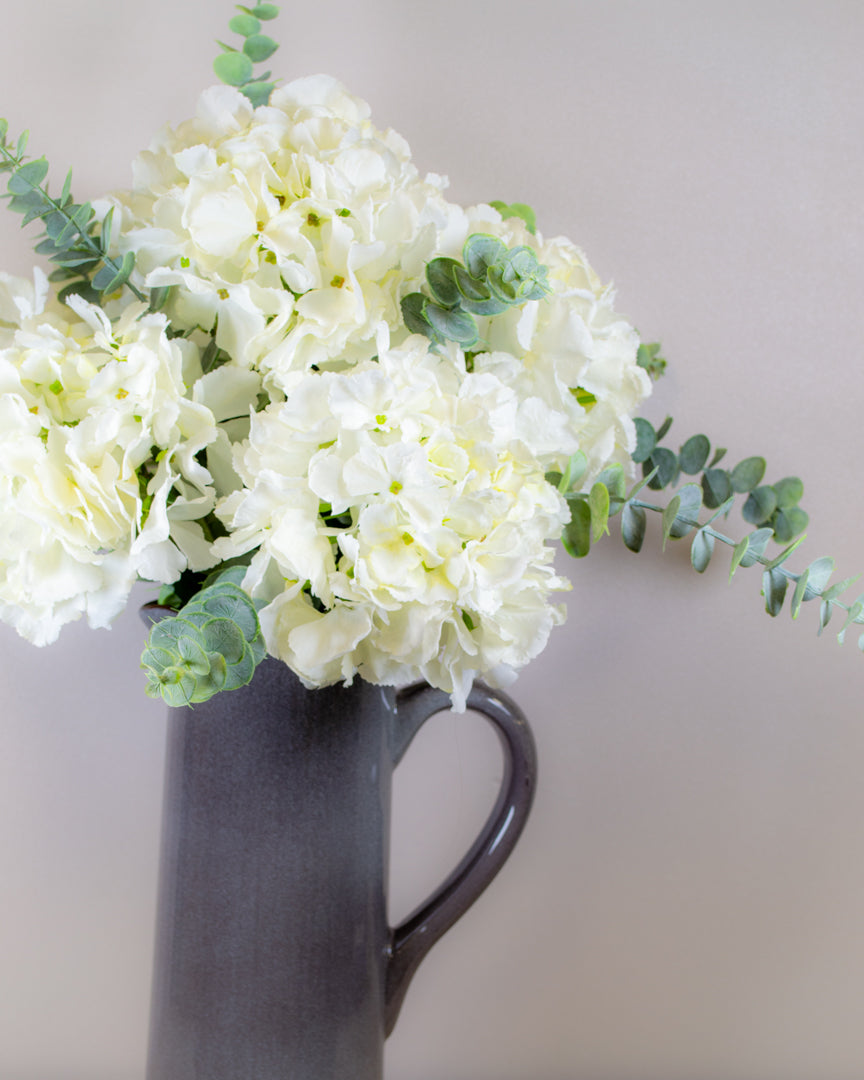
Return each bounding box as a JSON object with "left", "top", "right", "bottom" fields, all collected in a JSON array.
[
  {"left": 462, "top": 234, "right": 506, "bottom": 279},
  {"left": 772, "top": 506, "right": 808, "bottom": 544},
  {"left": 425, "top": 258, "right": 462, "bottom": 307},
  {"left": 645, "top": 447, "right": 679, "bottom": 490},
  {"left": 214, "top": 51, "right": 255, "bottom": 87},
  {"left": 249, "top": 3, "right": 280, "bottom": 17},
  {"left": 668, "top": 482, "right": 703, "bottom": 538},
  {"left": 730, "top": 456, "right": 766, "bottom": 493},
  {"left": 678, "top": 434, "right": 710, "bottom": 474},
  {"left": 242, "top": 81, "right": 275, "bottom": 108},
  {"left": 424, "top": 302, "right": 479, "bottom": 347},
  {"left": 229, "top": 13, "right": 261, "bottom": 36},
  {"left": 742, "top": 485, "right": 778, "bottom": 526},
  {"left": 621, "top": 503, "right": 647, "bottom": 553},
  {"left": 691, "top": 528, "right": 715, "bottom": 573},
  {"left": 632, "top": 418, "right": 656, "bottom": 464},
  {"left": 400, "top": 292, "right": 431, "bottom": 336},
  {"left": 243, "top": 33, "right": 279, "bottom": 62},
  {"left": 773, "top": 476, "right": 804, "bottom": 509},
  {"left": 701, "top": 467, "right": 732, "bottom": 509}
]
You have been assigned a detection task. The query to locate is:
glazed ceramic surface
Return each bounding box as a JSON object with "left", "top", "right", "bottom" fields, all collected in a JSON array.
[{"left": 145, "top": 651, "right": 536, "bottom": 1080}]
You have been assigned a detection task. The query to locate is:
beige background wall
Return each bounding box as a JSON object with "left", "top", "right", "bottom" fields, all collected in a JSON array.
[{"left": 1, "top": 2, "right": 864, "bottom": 1077}]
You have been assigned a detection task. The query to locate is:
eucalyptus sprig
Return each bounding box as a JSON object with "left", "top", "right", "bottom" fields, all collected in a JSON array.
[
  {"left": 549, "top": 417, "right": 863, "bottom": 655},
  {"left": 0, "top": 120, "right": 144, "bottom": 304},
  {"left": 141, "top": 566, "right": 266, "bottom": 707},
  {"left": 401, "top": 233, "right": 551, "bottom": 351},
  {"left": 632, "top": 416, "right": 808, "bottom": 543},
  {"left": 214, "top": 4, "right": 281, "bottom": 108}
]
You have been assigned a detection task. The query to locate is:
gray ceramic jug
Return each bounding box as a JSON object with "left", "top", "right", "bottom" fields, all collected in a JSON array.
[{"left": 145, "top": 653, "right": 537, "bottom": 1080}]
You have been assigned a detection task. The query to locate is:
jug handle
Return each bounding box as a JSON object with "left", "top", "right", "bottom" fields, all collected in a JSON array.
[{"left": 384, "top": 681, "right": 537, "bottom": 1035}]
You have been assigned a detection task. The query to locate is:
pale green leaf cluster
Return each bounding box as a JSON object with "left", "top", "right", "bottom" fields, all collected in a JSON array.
[
  {"left": 401, "top": 233, "right": 551, "bottom": 351},
  {"left": 0, "top": 120, "right": 144, "bottom": 303},
  {"left": 141, "top": 567, "right": 266, "bottom": 707},
  {"left": 214, "top": 4, "right": 281, "bottom": 108}
]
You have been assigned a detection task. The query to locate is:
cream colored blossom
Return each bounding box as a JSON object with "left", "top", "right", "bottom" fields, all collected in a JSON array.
[
  {"left": 0, "top": 300, "right": 218, "bottom": 644},
  {"left": 215, "top": 338, "right": 570, "bottom": 708},
  {"left": 2, "top": 75, "right": 652, "bottom": 702},
  {"left": 106, "top": 77, "right": 451, "bottom": 394}
]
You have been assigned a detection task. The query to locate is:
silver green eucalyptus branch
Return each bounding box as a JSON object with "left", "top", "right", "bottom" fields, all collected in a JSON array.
[
  {"left": 214, "top": 4, "right": 281, "bottom": 107},
  {"left": 0, "top": 121, "right": 144, "bottom": 304},
  {"left": 552, "top": 414, "right": 864, "bottom": 650}
]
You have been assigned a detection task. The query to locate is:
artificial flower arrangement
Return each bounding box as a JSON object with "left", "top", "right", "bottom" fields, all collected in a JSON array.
[{"left": 0, "top": 4, "right": 857, "bottom": 713}]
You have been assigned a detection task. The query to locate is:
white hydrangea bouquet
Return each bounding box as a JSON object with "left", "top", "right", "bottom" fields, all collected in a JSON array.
[{"left": 0, "top": 5, "right": 855, "bottom": 713}]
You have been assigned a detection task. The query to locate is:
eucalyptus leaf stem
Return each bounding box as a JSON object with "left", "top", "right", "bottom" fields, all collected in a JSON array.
[{"left": 628, "top": 497, "right": 854, "bottom": 617}]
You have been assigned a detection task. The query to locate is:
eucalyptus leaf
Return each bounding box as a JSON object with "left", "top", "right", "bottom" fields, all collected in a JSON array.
[
  {"left": 738, "top": 527, "right": 773, "bottom": 568},
  {"left": 678, "top": 434, "right": 710, "bottom": 475},
  {"left": 229, "top": 13, "right": 261, "bottom": 35},
  {"left": 463, "top": 234, "right": 506, "bottom": 278},
  {"left": 621, "top": 503, "right": 647, "bottom": 553},
  {"left": 742, "top": 485, "right": 777, "bottom": 526},
  {"left": 632, "top": 418, "right": 656, "bottom": 464},
  {"left": 691, "top": 528, "right": 715, "bottom": 573},
  {"left": 763, "top": 567, "right": 788, "bottom": 617},
  {"left": 588, "top": 481, "right": 610, "bottom": 542},
  {"left": 773, "top": 476, "right": 804, "bottom": 508},
  {"left": 6, "top": 157, "right": 49, "bottom": 194},
  {"left": 730, "top": 536, "right": 750, "bottom": 580},
  {"left": 791, "top": 570, "right": 810, "bottom": 619},
  {"left": 425, "top": 257, "right": 462, "bottom": 308},
  {"left": 701, "top": 467, "right": 732, "bottom": 509},
  {"left": 801, "top": 556, "right": 834, "bottom": 601},
  {"left": 730, "top": 456, "right": 766, "bottom": 493},
  {"left": 661, "top": 495, "right": 681, "bottom": 549},
  {"left": 562, "top": 498, "right": 592, "bottom": 558},
  {"left": 668, "top": 483, "right": 702, "bottom": 539},
  {"left": 424, "top": 302, "right": 479, "bottom": 347},
  {"left": 772, "top": 506, "right": 808, "bottom": 543},
  {"left": 645, "top": 446, "right": 679, "bottom": 490},
  {"left": 214, "top": 50, "right": 255, "bottom": 86},
  {"left": 558, "top": 450, "right": 588, "bottom": 493},
  {"left": 243, "top": 33, "right": 279, "bottom": 62},
  {"left": 241, "top": 81, "right": 276, "bottom": 108},
  {"left": 596, "top": 462, "right": 626, "bottom": 502}
]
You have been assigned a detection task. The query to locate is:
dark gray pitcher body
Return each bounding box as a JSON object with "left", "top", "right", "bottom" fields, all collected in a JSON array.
[{"left": 145, "top": 655, "right": 536, "bottom": 1080}]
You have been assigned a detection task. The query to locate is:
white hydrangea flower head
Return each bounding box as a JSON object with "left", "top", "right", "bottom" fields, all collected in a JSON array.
[
  {"left": 1, "top": 74, "right": 653, "bottom": 705},
  {"left": 0, "top": 297, "right": 218, "bottom": 644},
  {"left": 215, "top": 337, "right": 571, "bottom": 709},
  {"left": 108, "top": 76, "right": 453, "bottom": 394}
]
